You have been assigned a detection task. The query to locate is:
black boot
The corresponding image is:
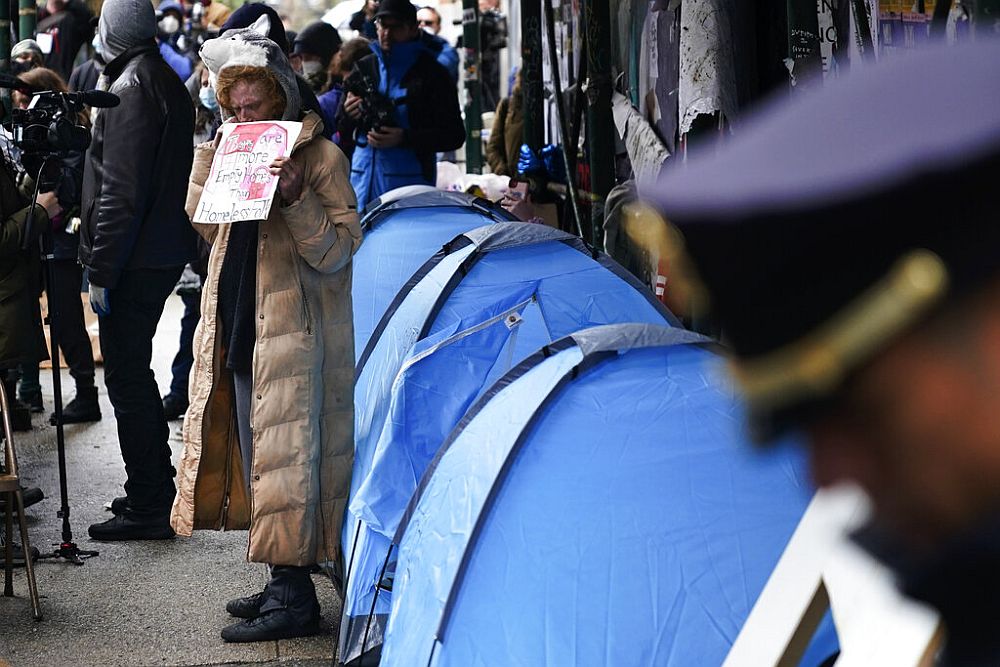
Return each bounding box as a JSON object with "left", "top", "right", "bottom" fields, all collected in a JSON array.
[
  {"left": 52, "top": 386, "right": 101, "bottom": 425},
  {"left": 9, "top": 400, "right": 32, "bottom": 432},
  {"left": 226, "top": 589, "right": 268, "bottom": 619}
]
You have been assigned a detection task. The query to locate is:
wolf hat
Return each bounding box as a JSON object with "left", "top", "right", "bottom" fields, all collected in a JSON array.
[{"left": 200, "top": 14, "right": 302, "bottom": 123}]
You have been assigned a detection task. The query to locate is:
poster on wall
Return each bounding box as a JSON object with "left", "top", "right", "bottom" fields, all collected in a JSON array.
[{"left": 193, "top": 121, "right": 303, "bottom": 224}]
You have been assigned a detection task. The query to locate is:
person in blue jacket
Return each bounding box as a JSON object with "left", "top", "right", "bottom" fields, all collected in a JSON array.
[
  {"left": 340, "top": 0, "right": 464, "bottom": 211},
  {"left": 156, "top": 1, "right": 192, "bottom": 81}
]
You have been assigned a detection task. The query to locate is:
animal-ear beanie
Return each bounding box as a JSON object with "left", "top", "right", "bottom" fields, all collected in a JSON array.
[{"left": 200, "top": 14, "right": 302, "bottom": 122}]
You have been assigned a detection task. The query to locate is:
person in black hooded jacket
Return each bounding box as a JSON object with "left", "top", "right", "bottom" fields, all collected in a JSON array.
[{"left": 80, "top": 0, "right": 196, "bottom": 542}]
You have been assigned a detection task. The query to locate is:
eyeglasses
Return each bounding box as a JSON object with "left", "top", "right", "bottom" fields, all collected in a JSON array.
[{"left": 418, "top": 19, "right": 437, "bottom": 26}]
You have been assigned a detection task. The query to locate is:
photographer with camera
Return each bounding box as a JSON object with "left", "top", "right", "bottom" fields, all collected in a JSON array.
[
  {"left": 80, "top": 0, "right": 197, "bottom": 541},
  {"left": 11, "top": 67, "right": 101, "bottom": 426},
  {"left": 340, "top": 0, "right": 464, "bottom": 211}
]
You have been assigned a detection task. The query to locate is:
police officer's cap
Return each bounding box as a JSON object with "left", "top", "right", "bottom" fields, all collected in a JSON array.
[{"left": 652, "top": 39, "right": 1000, "bottom": 440}]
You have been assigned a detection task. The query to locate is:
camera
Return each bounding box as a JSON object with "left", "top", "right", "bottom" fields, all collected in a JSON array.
[
  {"left": 344, "top": 68, "right": 398, "bottom": 135},
  {"left": 11, "top": 91, "right": 92, "bottom": 157}
]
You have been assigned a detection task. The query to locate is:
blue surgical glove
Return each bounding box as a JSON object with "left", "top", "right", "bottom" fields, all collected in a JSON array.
[{"left": 89, "top": 284, "right": 111, "bottom": 316}]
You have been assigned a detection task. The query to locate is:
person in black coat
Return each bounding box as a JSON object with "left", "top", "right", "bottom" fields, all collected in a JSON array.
[{"left": 80, "top": 0, "right": 196, "bottom": 542}]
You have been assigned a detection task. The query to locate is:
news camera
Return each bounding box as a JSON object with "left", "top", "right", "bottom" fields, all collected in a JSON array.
[{"left": 4, "top": 78, "right": 118, "bottom": 191}]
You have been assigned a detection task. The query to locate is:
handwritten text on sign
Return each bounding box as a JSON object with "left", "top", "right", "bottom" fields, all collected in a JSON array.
[{"left": 194, "top": 121, "right": 303, "bottom": 224}]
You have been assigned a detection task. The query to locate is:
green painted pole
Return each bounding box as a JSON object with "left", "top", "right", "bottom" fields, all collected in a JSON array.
[
  {"left": 520, "top": 0, "right": 543, "bottom": 165},
  {"left": 462, "top": 0, "right": 483, "bottom": 174},
  {"left": 582, "top": 0, "right": 613, "bottom": 251},
  {"left": 19, "top": 0, "right": 36, "bottom": 44}
]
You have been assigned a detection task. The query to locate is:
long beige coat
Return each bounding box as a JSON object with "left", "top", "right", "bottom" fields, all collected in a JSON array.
[{"left": 170, "top": 113, "right": 362, "bottom": 568}]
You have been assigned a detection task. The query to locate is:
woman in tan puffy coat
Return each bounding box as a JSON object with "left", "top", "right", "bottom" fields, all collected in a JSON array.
[{"left": 169, "top": 30, "right": 362, "bottom": 643}]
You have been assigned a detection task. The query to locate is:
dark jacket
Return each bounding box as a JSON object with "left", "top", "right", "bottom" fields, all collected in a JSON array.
[
  {"left": 79, "top": 42, "right": 197, "bottom": 289},
  {"left": 340, "top": 41, "right": 465, "bottom": 210},
  {"left": 0, "top": 164, "right": 48, "bottom": 368},
  {"left": 349, "top": 10, "right": 377, "bottom": 39},
  {"left": 36, "top": 0, "right": 95, "bottom": 81},
  {"left": 68, "top": 57, "right": 102, "bottom": 93}
]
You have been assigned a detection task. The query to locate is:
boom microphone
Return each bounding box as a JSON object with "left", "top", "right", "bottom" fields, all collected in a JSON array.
[{"left": 69, "top": 90, "right": 120, "bottom": 108}]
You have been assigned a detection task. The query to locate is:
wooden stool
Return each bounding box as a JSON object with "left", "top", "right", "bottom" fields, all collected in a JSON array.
[{"left": 0, "top": 379, "right": 42, "bottom": 620}]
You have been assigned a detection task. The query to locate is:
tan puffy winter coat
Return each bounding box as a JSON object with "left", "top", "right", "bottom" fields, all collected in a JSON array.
[{"left": 170, "top": 112, "right": 362, "bottom": 568}]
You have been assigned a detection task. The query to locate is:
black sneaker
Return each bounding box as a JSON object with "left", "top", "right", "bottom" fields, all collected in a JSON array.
[
  {"left": 226, "top": 590, "right": 269, "bottom": 619},
  {"left": 52, "top": 387, "right": 101, "bottom": 425},
  {"left": 220, "top": 608, "right": 320, "bottom": 642},
  {"left": 88, "top": 509, "right": 175, "bottom": 541},
  {"left": 162, "top": 394, "right": 189, "bottom": 421},
  {"left": 0, "top": 486, "right": 44, "bottom": 513}
]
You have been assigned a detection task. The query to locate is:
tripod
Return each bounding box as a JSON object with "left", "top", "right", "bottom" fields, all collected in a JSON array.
[{"left": 22, "top": 158, "right": 98, "bottom": 566}]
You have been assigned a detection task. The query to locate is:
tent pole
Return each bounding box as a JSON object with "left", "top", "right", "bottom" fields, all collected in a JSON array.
[
  {"left": 462, "top": 0, "right": 484, "bottom": 174},
  {"left": 581, "top": 0, "right": 614, "bottom": 252}
]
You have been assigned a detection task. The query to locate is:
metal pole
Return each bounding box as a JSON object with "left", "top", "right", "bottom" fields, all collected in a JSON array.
[
  {"left": 462, "top": 0, "right": 483, "bottom": 174},
  {"left": 19, "top": 0, "right": 36, "bottom": 45},
  {"left": 582, "top": 0, "right": 613, "bottom": 251},
  {"left": 542, "top": 0, "right": 584, "bottom": 239},
  {"left": 0, "top": 0, "right": 10, "bottom": 119},
  {"left": 786, "top": 0, "right": 823, "bottom": 87},
  {"left": 519, "top": 0, "right": 544, "bottom": 164}
]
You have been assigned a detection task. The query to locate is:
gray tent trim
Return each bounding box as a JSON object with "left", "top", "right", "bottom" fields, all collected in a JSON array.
[{"left": 361, "top": 189, "right": 518, "bottom": 232}]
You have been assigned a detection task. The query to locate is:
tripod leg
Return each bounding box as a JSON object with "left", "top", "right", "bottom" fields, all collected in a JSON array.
[{"left": 4, "top": 491, "right": 12, "bottom": 597}]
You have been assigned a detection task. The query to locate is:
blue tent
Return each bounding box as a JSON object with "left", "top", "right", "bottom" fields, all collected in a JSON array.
[
  {"left": 382, "top": 324, "right": 839, "bottom": 667},
  {"left": 340, "top": 224, "right": 675, "bottom": 663},
  {"left": 351, "top": 188, "right": 517, "bottom": 361}
]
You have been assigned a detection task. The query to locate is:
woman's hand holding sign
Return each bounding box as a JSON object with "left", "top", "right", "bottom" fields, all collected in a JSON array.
[{"left": 271, "top": 155, "right": 304, "bottom": 204}]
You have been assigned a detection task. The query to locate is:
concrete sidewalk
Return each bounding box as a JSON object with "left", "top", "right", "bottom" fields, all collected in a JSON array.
[{"left": 0, "top": 294, "right": 341, "bottom": 667}]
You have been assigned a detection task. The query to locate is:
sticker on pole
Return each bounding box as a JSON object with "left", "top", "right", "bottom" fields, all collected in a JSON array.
[{"left": 193, "top": 121, "right": 303, "bottom": 224}]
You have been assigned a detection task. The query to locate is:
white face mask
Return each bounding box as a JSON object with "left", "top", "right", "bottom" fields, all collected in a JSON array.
[
  {"left": 301, "top": 60, "right": 324, "bottom": 78},
  {"left": 158, "top": 15, "right": 180, "bottom": 35}
]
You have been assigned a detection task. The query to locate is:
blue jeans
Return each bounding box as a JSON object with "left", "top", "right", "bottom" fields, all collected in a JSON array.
[{"left": 167, "top": 289, "right": 201, "bottom": 400}]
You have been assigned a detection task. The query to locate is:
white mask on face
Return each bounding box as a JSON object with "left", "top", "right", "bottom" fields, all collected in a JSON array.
[
  {"left": 301, "top": 60, "right": 324, "bottom": 77},
  {"left": 158, "top": 15, "right": 180, "bottom": 34}
]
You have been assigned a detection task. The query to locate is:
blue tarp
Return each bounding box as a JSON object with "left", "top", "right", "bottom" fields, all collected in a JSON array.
[
  {"left": 351, "top": 189, "right": 516, "bottom": 361},
  {"left": 340, "top": 225, "right": 674, "bottom": 663},
  {"left": 383, "top": 324, "right": 839, "bottom": 667}
]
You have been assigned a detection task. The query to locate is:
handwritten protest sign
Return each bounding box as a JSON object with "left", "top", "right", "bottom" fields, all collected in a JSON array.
[{"left": 193, "top": 120, "right": 303, "bottom": 224}]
